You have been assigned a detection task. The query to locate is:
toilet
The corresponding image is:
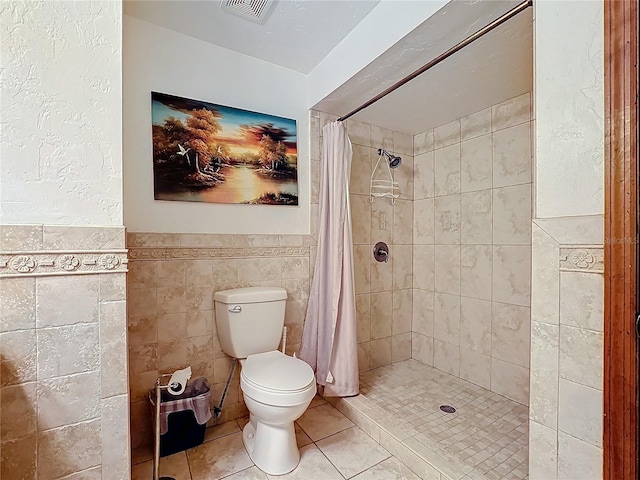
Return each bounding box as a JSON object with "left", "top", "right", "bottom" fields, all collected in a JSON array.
[{"left": 213, "top": 287, "right": 316, "bottom": 475}]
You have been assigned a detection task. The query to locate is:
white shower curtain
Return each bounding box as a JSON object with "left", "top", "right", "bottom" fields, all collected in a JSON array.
[{"left": 299, "top": 121, "right": 359, "bottom": 397}]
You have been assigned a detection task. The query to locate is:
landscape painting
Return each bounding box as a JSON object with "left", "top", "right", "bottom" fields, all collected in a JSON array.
[{"left": 151, "top": 92, "right": 298, "bottom": 205}]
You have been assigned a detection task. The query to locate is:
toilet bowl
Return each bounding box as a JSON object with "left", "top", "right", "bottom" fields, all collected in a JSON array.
[
  {"left": 212, "top": 287, "right": 317, "bottom": 476},
  {"left": 240, "top": 350, "right": 316, "bottom": 475}
]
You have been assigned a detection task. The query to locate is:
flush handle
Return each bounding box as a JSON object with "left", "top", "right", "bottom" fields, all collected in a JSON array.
[{"left": 229, "top": 305, "right": 242, "bottom": 313}]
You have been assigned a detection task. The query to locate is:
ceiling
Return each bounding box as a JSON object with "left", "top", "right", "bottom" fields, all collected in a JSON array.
[
  {"left": 124, "top": 0, "right": 533, "bottom": 135},
  {"left": 124, "top": 0, "right": 381, "bottom": 74}
]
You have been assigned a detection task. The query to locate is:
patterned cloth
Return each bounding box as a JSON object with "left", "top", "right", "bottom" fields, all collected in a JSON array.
[{"left": 150, "top": 377, "right": 212, "bottom": 435}]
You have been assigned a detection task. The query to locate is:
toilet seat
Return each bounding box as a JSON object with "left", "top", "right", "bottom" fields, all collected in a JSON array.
[{"left": 241, "top": 351, "right": 316, "bottom": 406}]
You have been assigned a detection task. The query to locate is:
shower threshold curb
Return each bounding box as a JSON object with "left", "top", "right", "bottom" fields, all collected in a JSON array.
[{"left": 325, "top": 394, "right": 473, "bottom": 480}]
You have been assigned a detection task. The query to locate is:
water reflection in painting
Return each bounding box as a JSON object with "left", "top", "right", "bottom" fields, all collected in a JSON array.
[{"left": 152, "top": 92, "right": 298, "bottom": 205}]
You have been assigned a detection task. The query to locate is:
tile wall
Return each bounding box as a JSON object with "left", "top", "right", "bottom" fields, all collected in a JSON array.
[
  {"left": 344, "top": 119, "right": 415, "bottom": 372},
  {"left": 410, "top": 93, "right": 533, "bottom": 405},
  {"left": 0, "top": 225, "right": 130, "bottom": 479}
]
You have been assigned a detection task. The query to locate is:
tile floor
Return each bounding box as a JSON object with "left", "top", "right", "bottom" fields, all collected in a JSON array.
[
  {"left": 332, "top": 360, "right": 529, "bottom": 480},
  {"left": 131, "top": 395, "right": 421, "bottom": 480}
]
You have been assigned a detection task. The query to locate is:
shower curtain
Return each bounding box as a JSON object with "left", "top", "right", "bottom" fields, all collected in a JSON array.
[{"left": 299, "top": 121, "right": 359, "bottom": 397}]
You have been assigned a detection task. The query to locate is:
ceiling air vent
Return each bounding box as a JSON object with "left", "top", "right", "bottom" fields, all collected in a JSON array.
[{"left": 221, "top": 0, "right": 276, "bottom": 24}]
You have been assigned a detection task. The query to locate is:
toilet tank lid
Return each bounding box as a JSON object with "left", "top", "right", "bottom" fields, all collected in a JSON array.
[{"left": 214, "top": 287, "right": 287, "bottom": 304}]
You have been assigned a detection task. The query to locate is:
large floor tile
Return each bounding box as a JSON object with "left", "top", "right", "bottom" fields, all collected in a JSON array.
[
  {"left": 351, "top": 457, "right": 422, "bottom": 480},
  {"left": 222, "top": 465, "right": 269, "bottom": 479},
  {"left": 316, "top": 426, "right": 390, "bottom": 478},
  {"left": 204, "top": 420, "right": 241, "bottom": 443},
  {"left": 296, "top": 403, "right": 354, "bottom": 441},
  {"left": 265, "top": 444, "right": 343, "bottom": 480},
  {"left": 187, "top": 431, "right": 252, "bottom": 480},
  {"left": 131, "top": 451, "right": 191, "bottom": 480}
]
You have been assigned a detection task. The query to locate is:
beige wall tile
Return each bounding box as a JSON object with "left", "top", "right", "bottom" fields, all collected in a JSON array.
[
  {"left": 460, "top": 190, "right": 492, "bottom": 245},
  {"left": 347, "top": 119, "right": 371, "bottom": 147},
  {"left": 492, "top": 246, "right": 531, "bottom": 307},
  {"left": 529, "top": 421, "right": 557, "bottom": 480},
  {"left": 0, "top": 277, "right": 36, "bottom": 332},
  {"left": 101, "top": 394, "right": 131, "bottom": 480},
  {"left": 282, "top": 278, "right": 309, "bottom": 301},
  {"left": 461, "top": 107, "right": 492, "bottom": 141},
  {"left": 412, "top": 289, "right": 434, "bottom": 337},
  {"left": 392, "top": 245, "right": 412, "bottom": 290},
  {"left": 392, "top": 289, "right": 412, "bottom": 335},
  {"left": 371, "top": 256, "right": 392, "bottom": 293},
  {"left": 459, "top": 349, "right": 490, "bottom": 389},
  {"left": 433, "top": 339, "right": 459, "bottom": 376},
  {"left": 355, "top": 294, "right": 371, "bottom": 344},
  {"left": 129, "top": 344, "right": 158, "bottom": 375},
  {"left": 156, "top": 260, "right": 186, "bottom": 288},
  {"left": 557, "top": 431, "right": 602, "bottom": 480},
  {"left": 531, "top": 223, "right": 560, "bottom": 325},
  {"left": 413, "top": 130, "right": 434, "bottom": 155},
  {"left": 493, "top": 184, "right": 532, "bottom": 245},
  {"left": 370, "top": 337, "right": 392, "bottom": 368},
  {"left": 530, "top": 321, "right": 559, "bottom": 428},
  {"left": 434, "top": 145, "right": 460, "bottom": 196},
  {"left": 212, "top": 259, "right": 238, "bottom": 289},
  {"left": 100, "top": 301, "right": 128, "bottom": 397},
  {"left": 411, "top": 333, "right": 434, "bottom": 366},
  {"left": 179, "top": 234, "right": 233, "bottom": 247},
  {"left": 127, "top": 261, "right": 157, "bottom": 288},
  {"left": 0, "top": 382, "right": 37, "bottom": 442},
  {"left": 492, "top": 122, "right": 532, "bottom": 188},
  {"left": 186, "top": 285, "right": 214, "bottom": 311},
  {"left": 435, "top": 194, "right": 461, "bottom": 245},
  {"left": 394, "top": 155, "right": 414, "bottom": 201},
  {"left": 128, "top": 316, "right": 157, "bottom": 346},
  {"left": 38, "top": 419, "right": 101, "bottom": 479},
  {"left": 37, "top": 325, "right": 99, "bottom": 379},
  {"left": 559, "top": 271, "right": 604, "bottom": 331},
  {"left": 434, "top": 119, "right": 461, "bottom": 149},
  {"left": 413, "top": 198, "right": 434, "bottom": 244},
  {"left": 0, "top": 433, "right": 37, "bottom": 480},
  {"left": 357, "top": 342, "right": 371, "bottom": 372},
  {"left": 491, "top": 358, "right": 529, "bottom": 405},
  {"left": 281, "top": 257, "right": 310, "bottom": 280},
  {"left": 129, "top": 371, "right": 159, "bottom": 403},
  {"left": 559, "top": 325, "right": 603, "bottom": 390},
  {"left": 156, "top": 286, "right": 187, "bottom": 315},
  {"left": 370, "top": 292, "right": 392, "bottom": 340},
  {"left": 353, "top": 245, "right": 371, "bottom": 294},
  {"left": 43, "top": 226, "right": 125, "bottom": 250},
  {"left": 157, "top": 313, "right": 187, "bottom": 342},
  {"left": 36, "top": 275, "right": 99, "bottom": 328},
  {"left": 413, "top": 152, "right": 435, "bottom": 199},
  {"left": 460, "top": 297, "right": 491, "bottom": 355},
  {"left": 460, "top": 134, "right": 492, "bottom": 193},
  {"left": 392, "top": 199, "right": 413, "bottom": 244},
  {"left": 558, "top": 379, "right": 602, "bottom": 447},
  {"left": 460, "top": 245, "right": 492, "bottom": 300},
  {"left": 37, "top": 372, "right": 100, "bottom": 431},
  {"left": 127, "top": 232, "right": 180, "bottom": 247},
  {"left": 100, "top": 273, "right": 126, "bottom": 302},
  {"left": 391, "top": 333, "right": 412, "bottom": 363},
  {"left": 127, "top": 286, "right": 157, "bottom": 319},
  {"left": 0, "top": 224, "right": 43, "bottom": 251},
  {"left": 412, "top": 245, "right": 434, "bottom": 291},
  {"left": 158, "top": 341, "right": 188, "bottom": 372},
  {"left": 492, "top": 93, "right": 531, "bottom": 132},
  {"left": 371, "top": 196, "right": 393, "bottom": 246},
  {"left": 434, "top": 245, "right": 460, "bottom": 295},
  {"left": 1, "top": 329, "right": 37, "bottom": 386},
  {"left": 232, "top": 235, "right": 279, "bottom": 248},
  {"left": 185, "top": 260, "right": 213, "bottom": 286},
  {"left": 351, "top": 194, "right": 371, "bottom": 245},
  {"left": 371, "top": 125, "right": 394, "bottom": 151},
  {"left": 491, "top": 302, "right": 531, "bottom": 368},
  {"left": 394, "top": 130, "right": 413, "bottom": 156},
  {"left": 434, "top": 293, "right": 460, "bottom": 345},
  {"left": 350, "top": 144, "right": 372, "bottom": 195}
]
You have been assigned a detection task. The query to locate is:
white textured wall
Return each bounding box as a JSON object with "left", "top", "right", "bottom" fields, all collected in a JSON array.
[
  {"left": 123, "top": 16, "right": 310, "bottom": 234},
  {"left": 534, "top": 0, "right": 604, "bottom": 218},
  {"left": 0, "top": 1, "right": 123, "bottom": 226}
]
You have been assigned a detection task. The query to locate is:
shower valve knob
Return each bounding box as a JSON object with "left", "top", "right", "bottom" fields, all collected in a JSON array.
[{"left": 374, "top": 242, "right": 389, "bottom": 263}]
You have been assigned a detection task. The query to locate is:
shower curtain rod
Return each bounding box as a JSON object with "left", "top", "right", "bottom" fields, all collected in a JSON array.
[{"left": 337, "top": 0, "right": 533, "bottom": 122}]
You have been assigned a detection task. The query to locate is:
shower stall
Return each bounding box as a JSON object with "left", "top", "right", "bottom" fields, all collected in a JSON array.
[{"left": 310, "top": 2, "right": 533, "bottom": 478}]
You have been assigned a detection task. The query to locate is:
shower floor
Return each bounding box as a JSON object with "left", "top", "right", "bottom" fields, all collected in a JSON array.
[{"left": 327, "top": 360, "right": 528, "bottom": 480}]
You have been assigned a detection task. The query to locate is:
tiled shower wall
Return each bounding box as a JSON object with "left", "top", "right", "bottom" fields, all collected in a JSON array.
[
  {"left": 0, "top": 226, "right": 129, "bottom": 479},
  {"left": 344, "top": 119, "right": 415, "bottom": 372},
  {"left": 410, "top": 93, "right": 533, "bottom": 405}
]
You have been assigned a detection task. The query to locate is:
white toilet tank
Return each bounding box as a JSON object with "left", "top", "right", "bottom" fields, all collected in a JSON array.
[{"left": 213, "top": 287, "right": 287, "bottom": 359}]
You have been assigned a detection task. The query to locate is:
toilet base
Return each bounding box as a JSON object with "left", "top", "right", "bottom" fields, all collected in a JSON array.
[{"left": 242, "top": 415, "right": 300, "bottom": 476}]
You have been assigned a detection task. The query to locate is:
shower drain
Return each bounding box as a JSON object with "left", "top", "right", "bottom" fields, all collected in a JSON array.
[{"left": 439, "top": 405, "right": 456, "bottom": 413}]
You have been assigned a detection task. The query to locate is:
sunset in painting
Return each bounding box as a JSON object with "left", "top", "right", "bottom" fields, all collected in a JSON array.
[{"left": 151, "top": 92, "right": 298, "bottom": 205}]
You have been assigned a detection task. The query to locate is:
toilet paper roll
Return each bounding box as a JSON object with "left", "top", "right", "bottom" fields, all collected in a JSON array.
[{"left": 167, "top": 366, "right": 192, "bottom": 396}]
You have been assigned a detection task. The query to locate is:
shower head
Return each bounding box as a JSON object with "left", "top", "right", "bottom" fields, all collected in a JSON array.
[{"left": 378, "top": 149, "right": 402, "bottom": 169}]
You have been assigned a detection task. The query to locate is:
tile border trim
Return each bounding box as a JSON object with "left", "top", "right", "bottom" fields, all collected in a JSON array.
[
  {"left": 0, "top": 250, "right": 128, "bottom": 277},
  {"left": 559, "top": 246, "right": 604, "bottom": 273},
  {"left": 128, "top": 246, "right": 310, "bottom": 261}
]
